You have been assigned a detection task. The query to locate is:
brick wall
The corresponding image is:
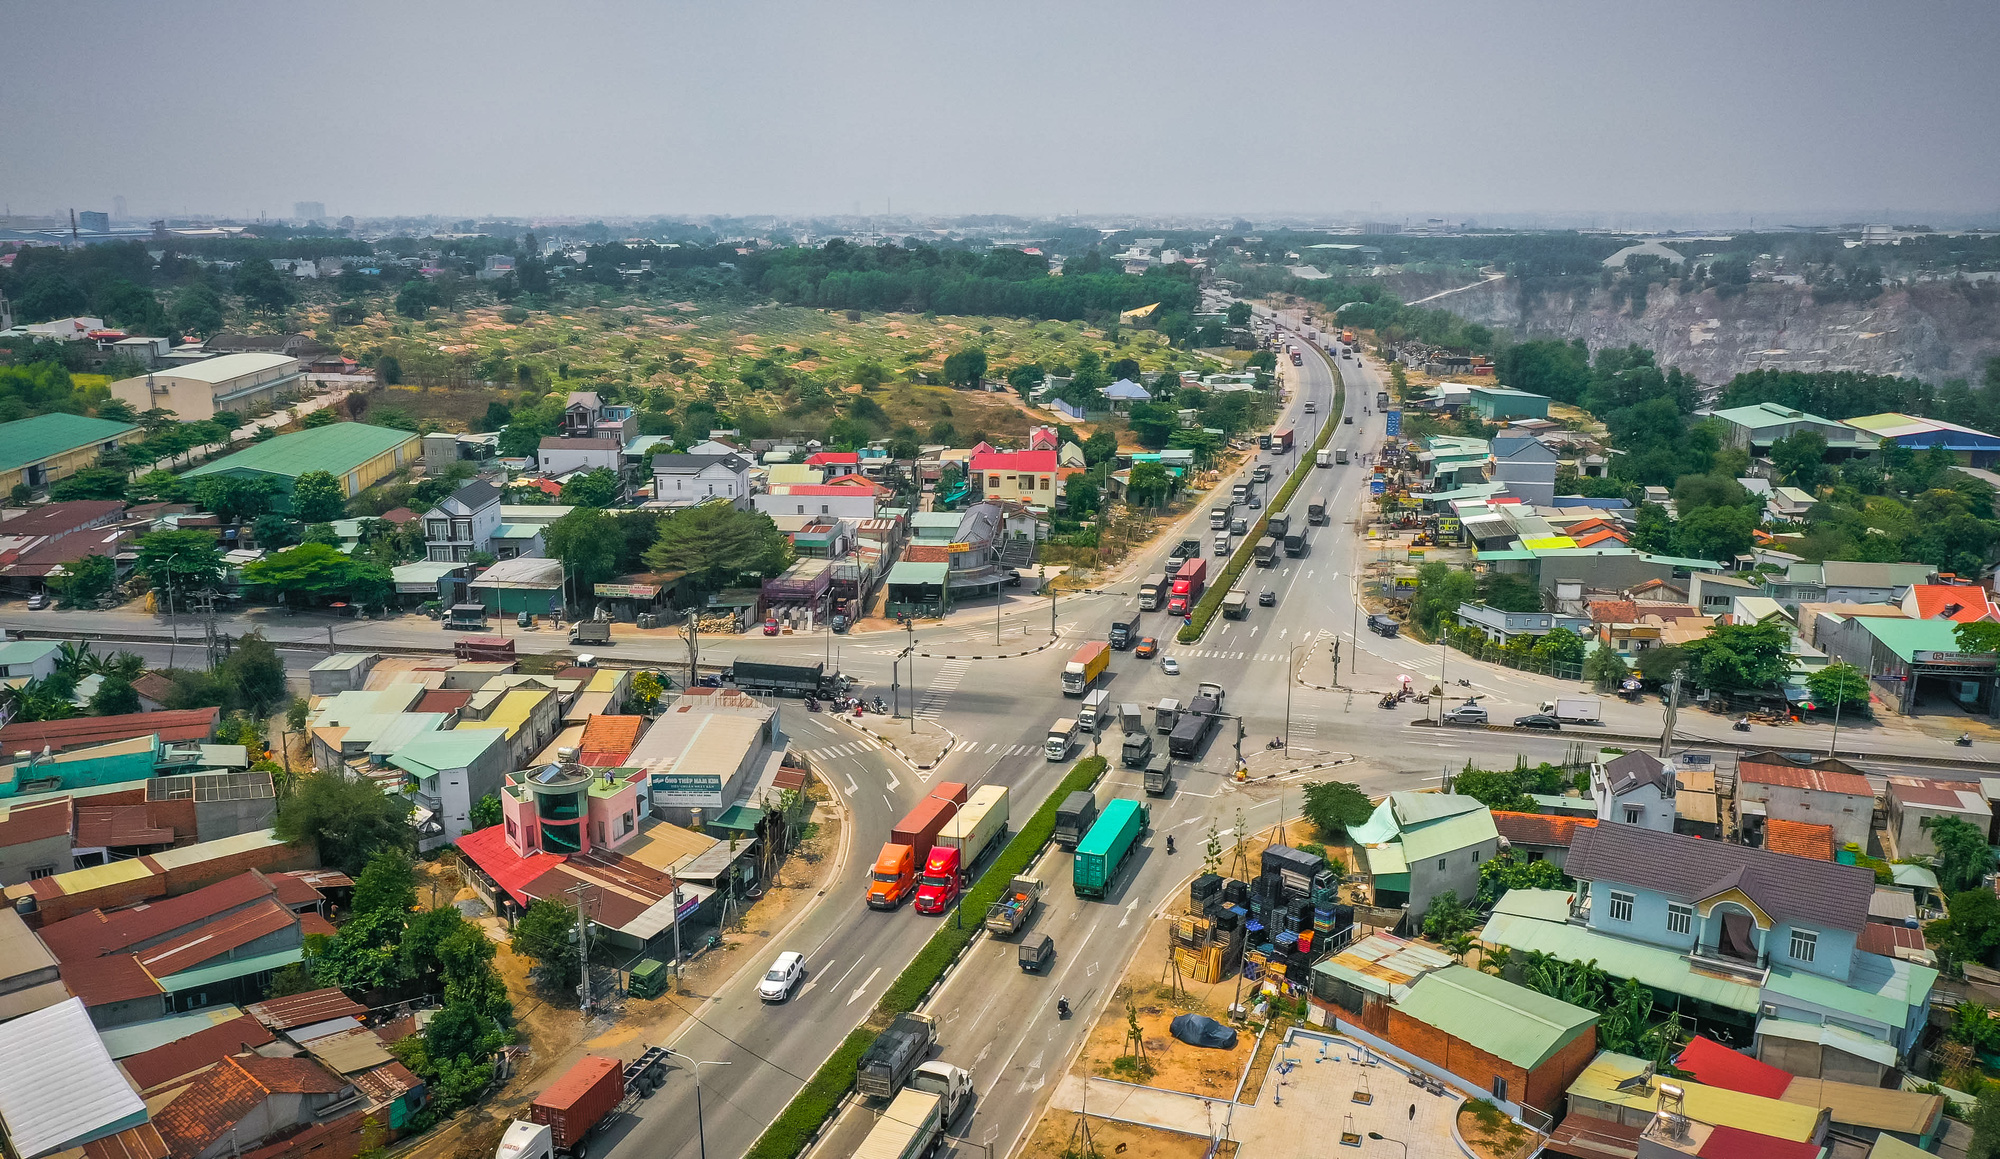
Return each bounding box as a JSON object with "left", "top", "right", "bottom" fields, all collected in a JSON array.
[
  {"left": 159, "top": 840, "right": 314, "bottom": 895},
  {"left": 1384, "top": 1006, "right": 1595, "bottom": 1116}
]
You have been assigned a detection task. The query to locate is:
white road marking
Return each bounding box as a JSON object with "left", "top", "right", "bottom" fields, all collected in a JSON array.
[
  {"left": 845, "top": 775, "right": 860, "bottom": 796},
  {"left": 885, "top": 770, "right": 901, "bottom": 791},
  {"left": 848, "top": 967, "right": 882, "bottom": 1005}
]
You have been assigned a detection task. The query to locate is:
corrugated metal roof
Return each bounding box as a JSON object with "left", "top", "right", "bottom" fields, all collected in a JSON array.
[
  {"left": 1479, "top": 912, "right": 1762, "bottom": 1013},
  {"left": 0, "top": 997, "right": 148, "bottom": 1158},
  {"left": 1399, "top": 808, "right": 1498, "bottom": 863},
  {"left": 1568, "top": 1050, "right": 1822, "bottom": 1141},
  {"left": 1762, "top": 952, "right": 1936, "bottom": 1029},
  {"left": 0, "top": 414, "right": 140, "bottom": 474},
  {"left": 1392, "top": 966, "right": 1596, "bottom": 1070},
  {"left": 1311, "top": 933, "right": 1453, "bottom": 1000},
  {"left": 184, "top": 422, "right": 415, "bottom": 482},
  {"left": 1759, "top": 1018, "right": 1901, "bottom": 1070}
]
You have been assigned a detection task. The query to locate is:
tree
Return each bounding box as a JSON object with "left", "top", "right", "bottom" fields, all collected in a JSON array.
[
  {"left": 352, "top": 849, "right": 420, "bottom": 917},
  {"left": 1956, "top": 621, "right": 2000, "bottom": 656},
  {"left": 89, "top": 675, "right": 141, "bottom": 716},
  {"left": 292, "top": 470, "right": 347, "bottom": 522},
  {"left": 942, "top": 348, "right": 988, "bottom": 388},
  {"left": 233, "top": 259, "right": 295, "bottom": 314},
  {"left": 195, "top": 475, "right": 284, "bottom": 523},
  {"left": 375, "top": 355, "right": 402, "bottom": 385},
  {"left": 1672, "top": 504, "right": 1757, "bottom": 562},
  {"left": 245, "top": 544, "right": 393, "bottom": 610},
  {"left": 511, "top": 898, "right": 581, "bottom": 989},
  {"left": 128, "top": 468, "right": 190, "bottom": 503},
  {"left": 1409, "top": 561, "right": 1476, "bottom": 634},
  {"left": 135, "top": 529, "right": 227, "bottom": 596},
  {"left": 48, "top": 467, "right": 129, "bottom": 501},
  {"left": 1806, "top": 662, "right": 1870, "bottom": 710},
  {"left": 1126, "top": 402, "right": 1179, "bottom": 449},
  {"left": 275, "top": 768, "right": 414, "bottom": 874},
  {"left": 1635, "top": 643, "right": 1687, "bottom": 683},
  {"left": 1083, "top": 430, "right": 1118, "bottom": 466},
  {"left": 1584, "top": 645, "right": 1631, "bottom": 691},
  {"left": 1453, "top": 767, "right": 1539, "bottom": 813},
  {"left": 1064, "top": 474, "right": 1099, "bottom": 518},
  {"left": 222, "top": 632, "right": 289, "bottom": 716},
  {"left": 543, "top": 508, "right": 621, "bottom": 595},
  {"left": 643, "top": 504, "right": 791, "bottom": 591},
  {"left": 1532, "top": 627, "right": 1588, "bottom": 670},
  {"left": 469, "top": 794, "right": 504, "bottom": 830},
  {"left": 0, "top": 677, "right": 78, "bottom": 724},
  {"left": 1421, "top": 891, "right": 1478, "bottom": 943},
  {"left": 254, "top": 514, "right": 302, "bottom": 550},
  {"left": 1478, "top": 852, "right": 1571, "bottom": 906},
  {"left": 630, "top": 670, "right": 664, "bottom": 713},
  {"left": 1301, "top": 780, "right": 1374, "bottom": 839},
  {"left": 50, "top": 553, "right": 116, "bottom": 607},
  {"left": 1927, "top": 888, "right": 2000, "bottom": 972},
  {"left": 1928, "top": 815, "right": 1998, "bottom": 895},
  {"left": 1680, "top": 621, "right": 1791, "bottom": 691},
  {"left": 169, "top": 284, "right": 226, "bottom": 337},
  {"left": 559, "top": 468, "right": 622, "bottom": 508},
  {"left": 264, "top": 962, "right": 318, "bottom": 999},
  {"left": 1226, "top": 301, "right": 1252, "bottom": 326},
  {"left": 1127, "top": 461, "right": 1172, "bottom": 507},
  {"left": 395, "top": 279, "right": 440, "bottom": 319},
  {"left": 1768, "top": 430, "right": 1830, "bottom": 491}
]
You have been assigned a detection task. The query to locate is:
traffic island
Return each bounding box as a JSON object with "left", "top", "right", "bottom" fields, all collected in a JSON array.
[{"left": 830, "top": 713, "right": 956, "bottom": 769}]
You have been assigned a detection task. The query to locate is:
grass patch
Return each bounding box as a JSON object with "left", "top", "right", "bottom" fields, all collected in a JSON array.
[
  {"left": 745, "top": 755, "right": 1110, "bottom": 1159},
  {"left": 1178, "top": 355, "right": 1344, "bottom": 644}
]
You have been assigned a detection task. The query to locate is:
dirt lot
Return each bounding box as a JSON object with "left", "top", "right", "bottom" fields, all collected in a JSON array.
[
  {"left": 1457, "top": 1101, "right": 1537, "bottom": 1159},
  {"left": 1019, "top": 1111, "right": 1218, "bottom": 1159}
]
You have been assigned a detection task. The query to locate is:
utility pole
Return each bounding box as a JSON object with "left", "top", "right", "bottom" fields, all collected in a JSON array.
[
  {"left": 1658, "top": 671, "right": 1682, "bottom": 759},
  {"left": 564, "top": 882, "right": 595, "bottom": 1021},
  {"left": 670, "top": 886, "right": 685, "bottom": 992},
  {"left": 905, "top": 622, "right": 917, "bottom": 735},
  {"left": 682, "top": 610, "right": 700, "bottom": 690}
]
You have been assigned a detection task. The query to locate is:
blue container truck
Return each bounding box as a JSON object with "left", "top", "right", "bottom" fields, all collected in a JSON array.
[{"left": 1073, "top": 798, "right": 1149, "bottom": 899}]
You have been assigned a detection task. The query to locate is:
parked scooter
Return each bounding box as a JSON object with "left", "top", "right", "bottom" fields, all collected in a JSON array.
[{"left": 873, "top": 697, "right": 888, "bottom": 715}]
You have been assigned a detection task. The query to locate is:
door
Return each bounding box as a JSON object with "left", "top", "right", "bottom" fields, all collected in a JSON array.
[{"left": 1719, "top": 911, "right": 1757, "bottom": 961}]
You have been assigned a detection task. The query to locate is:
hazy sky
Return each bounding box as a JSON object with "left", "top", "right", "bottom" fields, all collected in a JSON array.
[{"left": 7, "top": 0, "right": 1999, "bottom": 223}]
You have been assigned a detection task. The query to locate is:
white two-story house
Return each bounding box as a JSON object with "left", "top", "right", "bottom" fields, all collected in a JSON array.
[
  {"left": 652, "top": 452, "right": 751, "bottom": 509},
  {"left": 1591, "top": 750, "right": 1677, "bottom": 831},
  {"left": 425, "top": 480, "right": 503, "bottom": 563}
]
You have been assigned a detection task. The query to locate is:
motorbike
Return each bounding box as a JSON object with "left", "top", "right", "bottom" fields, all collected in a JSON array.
[
  {"left": 873, "top": 697, "right": 888, "bottom": 715},
  {"left": 1959, "top": 733, "right": 1974, "bottom": 747},
  {"left": 1456, "top": 678, "right": 1471, "bottom": 687},
  {"left": 1732, "top": 718, "right": 1751, "bottom": 732},
  {"left": 1379, "top": 695, "right": 1397, "bottom": 709},
  {"left": 1056, "top": 997, "right": 1072, "bottom": 1020},
  {"left": 1266, "top": 736, "right": 1286, "bottom": 749},
  {"left": 804, "top": 697, "right": 821, "bottom": 712},
  {"left": 1166, "top": 835, "right": 1176, "bottom": 855}
]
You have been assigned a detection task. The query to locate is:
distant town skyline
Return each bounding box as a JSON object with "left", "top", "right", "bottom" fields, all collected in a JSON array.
[{"left": 6, "top": 0, "right": 1998, "bottom": 223}]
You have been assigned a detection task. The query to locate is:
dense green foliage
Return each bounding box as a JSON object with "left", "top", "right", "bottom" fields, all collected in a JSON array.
[
  {"left": 1301, "top": 780, "right": 1375, "bottom": 838},
  {"left": 275, "top": 768, "right": 414, "bottom": 873},
  {"left": 1451, "top": 761, "right": 1576, "bottom": 813},
  {"left": 643, "top": 502, "right": 792, "bottom": 591}
]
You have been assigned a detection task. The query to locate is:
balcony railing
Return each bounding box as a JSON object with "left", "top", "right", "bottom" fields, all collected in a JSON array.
[{"left": 1686, "top": 945, "right": 1769, "bottom": 983}]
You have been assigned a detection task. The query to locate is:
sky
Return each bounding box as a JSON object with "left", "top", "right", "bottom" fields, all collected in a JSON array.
[{"left": 7, "top": 0, "right": 2000, "bottom": 225}]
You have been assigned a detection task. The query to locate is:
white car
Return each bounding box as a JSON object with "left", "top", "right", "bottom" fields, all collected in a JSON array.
[
  {"left": 1160, "top": 657, "right": 1181, "bottom": 676},
  {"left": 759, "top": 951, "right": 805, "bottom": 1002}
]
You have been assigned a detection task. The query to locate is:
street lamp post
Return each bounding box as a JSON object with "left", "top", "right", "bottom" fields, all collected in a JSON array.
[
  {"left": 665, "top": 1051, "right": 731, "bottom": 1159},
  {"left": 162, "top": 551, "right": 183, "bottom": 670},
  {"left": 1367, "top": 1133, "right": 1407, "bottom": 1159},
  {"left": 1044, "top": 564, "right": 1055, "bottom": 637},
  {"left": 1437, "top": 637, "right": 1448, "bottom": 723},
  {"left": 937, "top": 797, "right": 965, "bottom": 930},
  {"left": 905, "top": 622, "right": 917, "bottom": 735}
]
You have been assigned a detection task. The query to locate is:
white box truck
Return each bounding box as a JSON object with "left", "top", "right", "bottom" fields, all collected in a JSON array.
[
  {"left": 854, "top": 1066, "right": 973, "bottom": 1159},
  {"left": 936, "top": 784, "right": 1009, "bottom": 867},
  {"left": 1542, "top": 697, "right": 1603, "bottom": 724}
]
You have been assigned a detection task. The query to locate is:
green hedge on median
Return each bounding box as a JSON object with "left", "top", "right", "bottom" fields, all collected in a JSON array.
[
  {"left": 1177, "top": 357, "right": 1346, "bottom": 644},
  {"left": 745, "top": 754, "right": 1110, "bottom": 1159}
]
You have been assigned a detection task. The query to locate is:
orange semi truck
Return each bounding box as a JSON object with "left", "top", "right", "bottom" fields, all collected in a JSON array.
[{"left": 868, "top": 782, "right": 969, "bottom": 909}]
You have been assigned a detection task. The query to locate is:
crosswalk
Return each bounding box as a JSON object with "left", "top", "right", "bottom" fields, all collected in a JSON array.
[
  {"left": 800, "top": 738, "right": 887, "bottom": 761},
  {"left": 1171, "top": 650, "right": 1295, "bottom": 662},
  {"left": 914, "top": 660, "right": 968, "bottom": 720},
  {"left": 949, "top": 740, "right": 1041, "bottom": 757}
]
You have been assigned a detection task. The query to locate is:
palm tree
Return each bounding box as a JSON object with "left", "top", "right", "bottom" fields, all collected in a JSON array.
[
  {"left": 100, "top": 651, "right": 146, "bottom": 680},
  {"left": 54, "top": 640, "right": 97, "bottom": 680},
  {"left": 1479, "top": 944, "right": 1512, "bottom": 977}
]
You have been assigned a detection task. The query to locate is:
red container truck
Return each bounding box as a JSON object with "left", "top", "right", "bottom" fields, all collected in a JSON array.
[
  {"left": 527, "top": 1057, "right": 623, "bottom": 1156},
  {"left": 1271, "top": 427, "right": 1294, "bottom": 454},
  {"left": 1166, "top": 558, "right": 1208, "bottom": 617},
  {"left": 868, "top": 782, "right": 969, "bottom": 909}
]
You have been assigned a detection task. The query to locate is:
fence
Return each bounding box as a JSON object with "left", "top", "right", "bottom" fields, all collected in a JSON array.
[{"left": 1440, "top": 624, "right": 1585, "bottom": 681}]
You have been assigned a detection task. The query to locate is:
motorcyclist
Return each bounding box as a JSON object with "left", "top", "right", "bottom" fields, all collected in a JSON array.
[{"left": 1166, "top": 835, "right": 1176, "bottom": 854}]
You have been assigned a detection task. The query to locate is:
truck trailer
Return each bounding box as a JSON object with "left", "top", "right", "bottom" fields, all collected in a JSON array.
[
  {"left": 1074, "top": 798, "right": 1149, "bottom": 898},
  {"left": 868, "top": 783, "right": 969, "bottom": 909},
  {"left": 728, "top": 660, "right": 834, "bottom": 698}
]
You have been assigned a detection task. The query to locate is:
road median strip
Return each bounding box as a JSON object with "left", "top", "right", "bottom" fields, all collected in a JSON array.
[{"left": 747, "top": 754, "right": 1110, "bottom": 1159}]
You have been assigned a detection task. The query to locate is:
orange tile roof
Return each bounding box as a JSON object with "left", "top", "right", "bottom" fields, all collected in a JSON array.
[
  {"left": 1763, "top": 818, "right": 1836, "bottom": 861},
  {"left": 577, "top": 714, "right": 645, "bottom": 765},
  {"left": 1908, "top": 584, "right": 1999, "bottom": 623},
  {"left": 1491, "top": 811, "right": 1598, "bottom": 849},
  {"left": 154, "top": 1056, "right": 347, "bottom": 1157}
]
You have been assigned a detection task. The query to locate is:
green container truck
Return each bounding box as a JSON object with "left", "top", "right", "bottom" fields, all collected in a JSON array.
[{"left": 1073, "top": 798, "right": 1149, "bottom": 899}]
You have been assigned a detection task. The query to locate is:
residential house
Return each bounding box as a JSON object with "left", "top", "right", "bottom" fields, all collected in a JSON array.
[
  {"left": 1884, "top": 777, "right": 1988, "bottom": 858},
  {"left": 0, "top": 797, "right": 75, "bottom": 887},
  {"left": 1765, "top": 561, "right": 1939, "bottom": 614},
  {"left": 1763, "top": 818, "right": 1837, "bottom": 861},
  {"left": 0, "top": 415, "right": 144, "bottom": 497},
  {"left": 152, "top": 1053, "right": 362, "bottom": 1159},
  {"left": 1687, "top": 571, "right": 1764, "bottom": 615},
  {"left": 1735, "top": 756, "right": 1875, "bottom": 850},
  {"left": 1591, "top": 751, "right": 1677, "bottom": 831},
  {"left": 107, "top": 353, "right": 304, "bottom": 423},
  {"left": 1711, "top": 402, "right": 1876, "bottom": 458},
  {"left": 1563, "top": 1051, "right": 1831, "bottom": 1148},
  {"left": 1901, "top": 583, "right": 1999, "bottom": 623},
  {"left": 968, "top": 449, "right": 1058, "bottom": 507},
  {"left": 1347, "top": 792, "right": 1499, "bottom": 917},
  {"left": 1491, "top": 812, "right": 1596, "bottom": 871},
  {"left": 752, "top": 485, "right": 878, "bottom": 521},
  {"left": 651, "top": 453, "right": 750, "bottom": 509},
  {"left": 1454, "top": 602, "right": 1591, "bottom": 646},
  {"left": 1483, "top": 822, "right": 1936, "bottom": 1074},
  {"left": 0, "top": 906, "right": 66, "bottom": 1020},
  {"left": 537, "top": 436, "right": 625, "bottom": 478},
  {"left": 456, "top": 685, "right": 560, "bottom": 772},
  {"left": 1103, "top": 378, "right": 1151, "bottom": 407},
  {"left": 466, "top": 555, "right": 565, "bottom": 617},
  {"left": 1491, "top": 435, "right": 1558, "bottom": 507},
  {"left": 424, "top": 480, "right": 503, "bottom": 563},
  {"left": 0, "top": 998, "right": 152, "bottom": 1158},
  {"left": 1309, "top": 932, "right": 1456, "bottom": 1034},
  {"left": 390, "top": 728, "right": 509, "bottom": 851},
  {"left": 0, "top": 639, "right": 63, "bottom": 681},
  {"left": 0, "top": 500, "right": 139, "bottom": 599},
  {"left": 885, "top": 502, "right": 1010, "bottom": 615},
  {"left": 621, "top": 691, "right": 779, "bottom": 829}
]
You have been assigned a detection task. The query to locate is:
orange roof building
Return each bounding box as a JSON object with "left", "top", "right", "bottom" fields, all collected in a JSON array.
[{"left": 1762, "top": 818, "right": 1836, "bottom": 860}]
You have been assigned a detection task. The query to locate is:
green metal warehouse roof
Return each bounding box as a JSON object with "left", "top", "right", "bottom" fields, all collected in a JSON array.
[
  {"left": 0, "top": 413, "right": 139, "bottom": 473},
  {"left": 184, "top": 422, "right": 415, "bottom": 482},
  {"left": 1856, "top": 616, "right": 1991, "bottom": 663},
  {"left": 1391, "top": 966, "right": 1597, "bottom": 1070}
]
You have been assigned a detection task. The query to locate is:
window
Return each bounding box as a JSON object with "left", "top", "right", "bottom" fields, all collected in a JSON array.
[
  {"left": 1667, "top": 904, "right": 1692, "bottom": 935},
  {"left": 1437, "top": 858, "right": 1446, "bottom": 871},
  {"left": 27, "top": 866, "right": 55, "bottom": 880},
  {"left": 1790, "top": 928, "right": 1817, "bottom": 962},
  {"left": 1623, "top": 806, "right": 1644, "bottom": 824},
  {"left": 427, "top": 519, "right": 450, "bottom": 540},
  {"left": 1492, "top": 1076, "right": 1508, "bottom": 1102},
  {"left": 1040, "top": 475, "right": 1051, "bottom": 490},
  {"left": 505, "top": 818, "right": 516, "bottom": 839},
  {"left": 1609, "top": 891, "right": 1635, "bottom": 922}
]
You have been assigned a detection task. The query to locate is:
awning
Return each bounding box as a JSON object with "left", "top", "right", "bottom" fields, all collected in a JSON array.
[{"left": 708, "top": 804, "right": 762, "bottom": 833}]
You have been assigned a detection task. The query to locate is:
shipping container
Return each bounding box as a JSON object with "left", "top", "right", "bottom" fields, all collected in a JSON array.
[
  {"left": 528, "top": 1057, "right": 624, "bottom": 1154},
  {"left": 935, "top": 784, "right": 1009, "bottom": 867},
  {"left": 1074, "top": 798, "right": 1149, "bottom": 898}
]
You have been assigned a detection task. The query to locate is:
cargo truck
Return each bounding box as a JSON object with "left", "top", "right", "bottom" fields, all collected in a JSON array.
[
  {"left": 1377, "top": 390, "right": 1390, "bottom": 408},
  {"left": 497, "top": 1049, "right": 669, "bottom": 1159},
  {"left": 1077, "top": 688, "right": 1111, "bottom": 731},
  {"left": 1121, "top": 730, "right": 1153, "bottom": 768},
  {"left": 1109, "top": 611, "right": 1141, "bottom": 650},
  {"left": 454, "top": 635, "right": 515, "bottom": 662},
  {"left": 868, "top": 783, "right": 969, "bottom": 909},
  {"left": 1168, "top": 683, "right": 1225, "bottom": 757},
  {"left": 857, "top": 1013, "right": 938, "bottom": 1100},
  {"left": 1540, "top": 697, "right": 1603, "bottom": 724},
  {"left": 1138, "top": 572, "right": 1170, "bottom": 611},
  {"left": 984, "top": 874, "right": 1044, "bottom": 936},
  {"left": 1119, "top": 702, "right": 1144, "bottom": 733},
  {"left": 915, "top": 785, "right": 1010, "bottom": 913},
  {"left": 1368, "top": 614, "right": 1401, "bottom": 638},
  {"left": 1335, "top": 447, "right": 1349, "bottom": 464},
  {"left": 1284, "top": 530, "right": 1307, "bottom": 557},
  {"left": 1289, "top": 348, "right": 1303, "bottom": 366},
  {"left": 1166, "top": 558, "right": 1207, "bottom": 616},
  {"left": 1074, "top": 798, "right": 1149, "bottom": 898},
  {"left": 1221, "top": 589, "right": 1249, "bottom": 619},
  {"left": 568, "top": 620, "right": 612, "bottom": 646},
  {"left": 1143, "top": 754, "right": 1173, "bottom": 796},
  {"left": 1271, "top": 427, "right": 1294, "bottom": 454},
  {"left": 1316, "top": 448, "right": 1331, "bottom": 468},
  {"left": 1061, "top": 641, "right": 1110, "bottom": 695},
  {"left": 1045, "top": 717, "right": 1079, "bottom": 761},
  {"left": 1308, "top": 497, "right": 1328, "bottom": 525},
  {"left": 1054, "top": 790, "right": 1098, "bottom": 849},
  {"left": 1253, "top": 537, "right": 1278, "bottom": 568},
  {"left": 854, "top": 1069, "right": 973, "bottom": 1159},
  {"left": 1209, "top": 506, "right": 1229, "bottom": 530},
  {"left": 1153, "top": 698, "right": 1180, "bottom": 733},
  {"left": 728, "top": 660, "right": 835, "bottom": 698},
  {"left": 1267, "top": 514, "right": 1289, "bottom": 539},
  {"left": 1231, "top": 482, "right": 1250, "bottom": 503}
]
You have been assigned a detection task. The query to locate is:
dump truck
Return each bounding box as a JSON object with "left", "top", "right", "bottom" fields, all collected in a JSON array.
[
  {"left": 1062, "top": 641, "right": 1110, "bottom": 695},
  {"left": 1221, "top": 589, "right": 1249, "bottom": 620},
  {"left": 569, "top": 620, "right": 611, "bottom": 646},
  {"left": 1253, "top": 537, "right": 1278, "bottom": 568},
  {"left": 1074, "top": 798, "right": 1149, "bottom": 899},
  {"left": 1308, "top": 496, "right": 1328, "bottom": 525},
  {"left": 1109, "top": 611, "right": 1142, "bottom": 650},
  {"left": 1209, "top": 506, "right": 1230, "bottom": 530},
  {"left": 1153, "top": 698, "right": 1180, "bottom": 733},
  {"left": 854, "top": 1073, "right": 970, "bottom": 1159},
  {"left": 497, "top": 1048, "right": 669, "bottom": 1159},
  {"left": 1169, "top": 683, "right": 1225, "bottom": 758},
  {"left": 1054, "top": 790, "right": 1098, "bottom": 849},
  {"left": 868, "top": 783, "right": 969, "bottom": 909},
  {"left": 985, "top": 874, "right": 1045, "bottom": 936},
  {"left": 1138, "top": 572, "right": 1170, "bottom": 612},
  {"left": 728, "top": 660, "right": 833, "bottom": 698},
  {"left": 1166, "top": 558, "right": 1207, "bottom": 617},
  {"left": 1143, "top": 754, "right": 1173, "bottom": 796},
  {"left": 857, "top": 1013, "right": 938, "bottom": 1101}
]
